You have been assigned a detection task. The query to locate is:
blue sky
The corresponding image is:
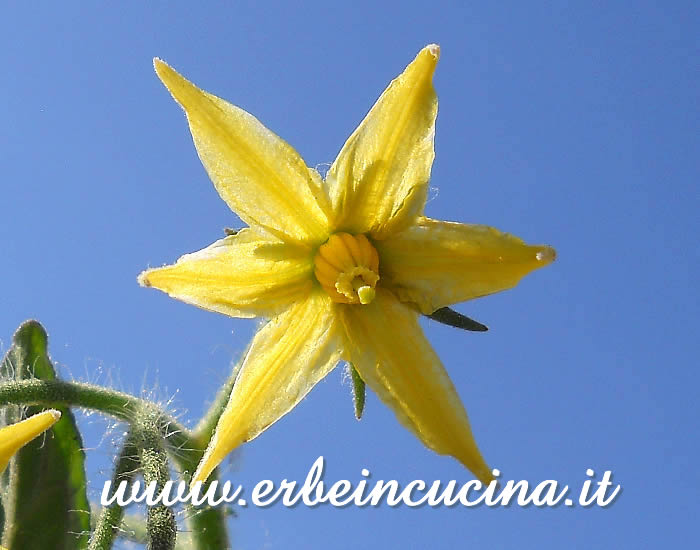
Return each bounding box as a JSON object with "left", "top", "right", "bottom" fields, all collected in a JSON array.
[{"left": 1, "top": 2, "right": 698, "bottom": 548}]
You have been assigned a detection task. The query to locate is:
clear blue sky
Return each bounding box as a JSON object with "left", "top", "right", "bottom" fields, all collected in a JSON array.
[{"left": 2, "top": 2, "right": 698, "bottom": 548}]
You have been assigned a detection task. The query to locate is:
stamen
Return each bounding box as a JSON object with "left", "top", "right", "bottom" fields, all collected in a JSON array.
[{"left": 314, "top": 233, "right": 380, "bottom": 305}]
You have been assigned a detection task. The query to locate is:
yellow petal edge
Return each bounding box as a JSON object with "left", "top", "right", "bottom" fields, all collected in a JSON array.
[
  {"left": 192, "top": 292, "right": 342, "bottom": 483},
  {"left": 378, "top": 217, "right": 556, "bottom": 314},
  {"left": 153, "top": 58, "right": 330, "bottom": 245},
  {"left": 328, "top": 45, "right": 439, "bottom": 238},
  {"left": 138, "top": 228, "right": 313, "bottom": 318},
  {"left": 341, "top": 290, "right": 493, "bottom": 484},
  {"left": 0, "top": 409, "right": 61, "bottom": 474}
]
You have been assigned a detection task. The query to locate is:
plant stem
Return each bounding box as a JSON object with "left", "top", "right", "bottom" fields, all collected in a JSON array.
[
  {"left": 133, "top": 406, "right": 177, "bottom": 550},
  {"left": 0, "top": 378, "right": 233, "bottom": 550},
  {"left": 0, "top": 379, "right": 195, "bottom": 458},
  {"left": 88, "top": 432, "right": 140, "bottom": 550}
]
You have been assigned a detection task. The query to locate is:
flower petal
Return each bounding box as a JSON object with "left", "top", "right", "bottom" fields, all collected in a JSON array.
[
  {"left": 138, "top": 228, "right": 313, "bottom": 318},
  {"left": 327, "top": 45, "right": 439, "bottom": 238},
  {"left": 0, "top": 410, "right": 61, "bottom": 474},
  {"left": 376, "top": 217, "right": 557, "bottom": 314},
  {"left": 192, "top": 291, "right": 342, "bottom": 483},
  {"left": 154, "top": 59, "right": 330, "bottom": 244},
  {"left": 339, "top": 290, "right": 493, "bottom": 483}
]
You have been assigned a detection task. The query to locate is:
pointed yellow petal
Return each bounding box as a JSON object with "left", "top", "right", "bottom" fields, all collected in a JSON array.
[
  {"left": 0, "top": 410, "right": 61, "bottom": 474},
  {"left": 377, "top": 217, "right": 557, "bottom": 314},
  {"left": 154, "top": 59, "right": 330, "bottom": 244},
  {"left": 327, "top": 45, "right": 439, "bottom": 238},
  {"left": 339, "top": 290, "right": 493, "bottom": 484},
  {"left": 193, "top": 291, "right": 342, "bottom": 483},
  {"left": 139, "top": 228, "right": 313, "bottom": 318}
]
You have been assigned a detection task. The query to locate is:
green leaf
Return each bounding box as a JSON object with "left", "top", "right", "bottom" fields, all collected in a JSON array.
[
  {"left": 0, "top": 320, "right": 91, "bottom": 549},
  {"left": 348, "top": 363, "right": 366, "bottom": 420},
  {"left": 426, "top": 307, "right": 488, "bottom": 332}
]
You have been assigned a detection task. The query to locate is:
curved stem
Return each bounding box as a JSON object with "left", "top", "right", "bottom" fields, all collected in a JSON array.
[
  {"left": 0, "top": 378, "right": 232, "bottom": 550},
  {"left": 0, "top": 379, "right": 195, "bottom": 457}
]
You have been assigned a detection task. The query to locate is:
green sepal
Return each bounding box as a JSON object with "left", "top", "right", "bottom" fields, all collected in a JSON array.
[
  {"left": 0, "top": 320, "right": 91, "bottom": 549},
  {"left": 426, "top": 307, "right": 488, "bottom": 332},
  {"left": 348, "top": 363, "right": 366, "bottom": 420}
]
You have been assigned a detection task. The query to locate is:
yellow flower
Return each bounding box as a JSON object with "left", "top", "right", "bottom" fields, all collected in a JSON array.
[
  {"left": 140, "top": 45, "right": 555, "bottom": 484},
  {"left": 0, "top": 410, "right": 61, "bottom": 474}
]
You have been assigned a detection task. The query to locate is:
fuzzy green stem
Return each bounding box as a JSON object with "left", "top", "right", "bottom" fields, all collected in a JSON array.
[
  {"left": 185, "top": 503, "right": 233, "bottom": 550},
  {"left": 88, "top": 433, "right": 140, "bottom": 550},
  {"left": 0, "top": 379, "right": 232, "bottom": 549},
  {"left": 105, "top": 511, "right": 195, "bottom": 549},
  {"left": 0, "top": 379, "right": 196, "bottom": 461},
  {"left": 133, "top": 407, "right": 177, "bottom": 550}
]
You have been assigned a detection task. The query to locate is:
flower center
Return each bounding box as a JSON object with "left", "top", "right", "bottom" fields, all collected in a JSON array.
[{"left": 314, "top": 233, "right": 380, "bottom": 305}]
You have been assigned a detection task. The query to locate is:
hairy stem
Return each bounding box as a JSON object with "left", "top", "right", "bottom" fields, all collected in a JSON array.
[
  {"left": 133, "top": 407, "right": 177, "bottom": 550},
  {"left": 0, "top": 379, "right": 195, "bottom": 459},
  {"left": 88, "top": 433, "right": 140, "bottom": 550},
  {"left": 0, "top": 378, "right": 233, "bottom": 550}
]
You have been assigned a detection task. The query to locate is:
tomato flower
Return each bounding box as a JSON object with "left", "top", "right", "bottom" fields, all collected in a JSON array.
[{"left": 139, "top": 45, "right": 555, "bottom": 484}]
